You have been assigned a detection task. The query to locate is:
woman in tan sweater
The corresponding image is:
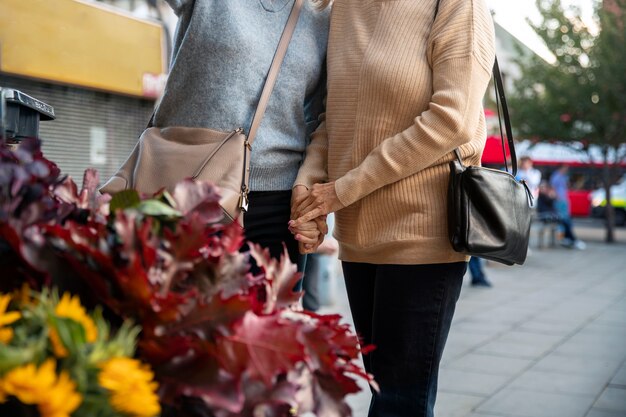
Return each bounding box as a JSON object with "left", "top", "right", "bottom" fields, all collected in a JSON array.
[{"left": 291, "top": 0, "right": 495, "bottom": 415}]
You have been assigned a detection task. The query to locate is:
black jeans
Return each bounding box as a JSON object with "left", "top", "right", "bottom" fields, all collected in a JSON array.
[
  {"left": 342, "top": 261, "right": 466, "bottom": 417},
  {"left": 243, "top": 190, "right": 305, "bottom": 273}
]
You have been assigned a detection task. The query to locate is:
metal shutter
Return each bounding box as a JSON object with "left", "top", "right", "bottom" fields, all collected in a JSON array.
[{"left": 1, "top": 74, "right": 154, "bottom": 184}]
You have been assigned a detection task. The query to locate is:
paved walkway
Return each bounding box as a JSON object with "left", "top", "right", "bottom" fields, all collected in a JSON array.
[{"left": 318, "top": 221, "right": 626, "bottom": 417}]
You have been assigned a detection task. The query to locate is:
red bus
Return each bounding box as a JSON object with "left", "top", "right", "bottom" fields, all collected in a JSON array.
[{"left": 481, "top": 138, "right": 626, "bottom": 217}]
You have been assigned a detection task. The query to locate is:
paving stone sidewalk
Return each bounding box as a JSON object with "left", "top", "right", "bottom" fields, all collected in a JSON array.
[{"left": 319, "top": 222, "right": 626, "bottom": 417}]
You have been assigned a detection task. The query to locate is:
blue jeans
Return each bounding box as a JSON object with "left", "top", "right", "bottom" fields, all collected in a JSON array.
[
  {"left": 554, "top": 199, "right": 577, "bottom": 241},
  {"left": 342, "top": 262, "right": 466, "bottom": 417},
  {"left": 468, "top": 257, "right": 486, "bottom": 282}
]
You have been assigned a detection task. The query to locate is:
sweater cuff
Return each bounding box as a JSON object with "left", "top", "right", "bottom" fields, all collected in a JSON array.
[{"left": 335, "top": 172, "right": 364, "bottom": 208}]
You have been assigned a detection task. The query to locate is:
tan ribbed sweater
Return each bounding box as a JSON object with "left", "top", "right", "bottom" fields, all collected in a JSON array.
[{"left": 295, "top": 0, "right": 496, "bottom": 265}]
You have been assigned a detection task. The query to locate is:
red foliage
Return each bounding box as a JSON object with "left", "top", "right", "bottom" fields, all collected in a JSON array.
[{"left": 0, "top": 141, "right": 375, "bottom": 417}]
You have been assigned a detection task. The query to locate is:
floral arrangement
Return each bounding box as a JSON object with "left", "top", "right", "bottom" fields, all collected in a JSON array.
[
  {"left": 0, "top": 139, "right": 374, "bottom": 417},
  {"left": 0, "top": 288, "right": 160, "bottom": 417}
]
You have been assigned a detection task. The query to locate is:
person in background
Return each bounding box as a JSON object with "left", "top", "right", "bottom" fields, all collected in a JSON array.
[
  {"left": 468, "top": 257, "right": 491, "bottom": 287},
  {"left": 549, "top": 165, "right": 586, "bottom": 250},
  {"left": 517, "top": 156, "right": 542, "bottom": 199},
  {"left": 537, "top": 181, "right": 559, "bottom": 220},
  {"left": 302, "top": 214, "right": 339, "bottom": 311}
]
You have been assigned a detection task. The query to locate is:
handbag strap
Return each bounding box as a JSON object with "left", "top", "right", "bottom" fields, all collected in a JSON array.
[
  {"left": 449, "top": 56, "right": 519, "bottom": 176},
  {"left": 147, "top": 0, "right": 304, "bottom": 139},
  {"left": 453, "top": 59, "right": 518, "bottom": 176},
  {"left": 247, "top": 0, "right": 304, "bottom": 145},
  {"left": 492, "top": 58, "right": 518, "bottom": 176}
]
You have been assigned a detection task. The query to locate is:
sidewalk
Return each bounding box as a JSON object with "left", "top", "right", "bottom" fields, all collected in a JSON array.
[{"left": 318, "top": 221, "right": 626, "bottom": 417}]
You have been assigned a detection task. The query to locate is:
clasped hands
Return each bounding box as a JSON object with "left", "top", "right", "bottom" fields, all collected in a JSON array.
[{"left": 289, "top": 182, "right": 345, "bottom": 254}]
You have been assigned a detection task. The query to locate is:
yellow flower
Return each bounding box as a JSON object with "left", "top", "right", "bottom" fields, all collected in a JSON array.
[
  {"left": 0, "top": 360, "right": 81, "bottom": 417},
  {"left": 0, "top": 294, "right": 21, "bottom": 344},
  {"left": 0, "top": 360, "right": 56, "bottom": 404},
  {"left": 39, "top": 371, "right": 83, "bottom": 417},
  {"left": 99, "top": 357, "right": 161, "bottom": 417},
  {"left": 55, "top": 293, "right": 98, "bottom": 342},
  {"left": 49, "top": 293, "right": 98, "bottom": 357}
]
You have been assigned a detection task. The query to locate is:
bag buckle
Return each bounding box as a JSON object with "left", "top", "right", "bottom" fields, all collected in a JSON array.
[{"left": 239, "top": 186, "right": 250, "bottom": 212}]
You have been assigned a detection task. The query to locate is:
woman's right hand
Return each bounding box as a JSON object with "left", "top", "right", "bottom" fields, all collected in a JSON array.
[{"left": 291, "top": 182, "right": 344, "bottom": 228}]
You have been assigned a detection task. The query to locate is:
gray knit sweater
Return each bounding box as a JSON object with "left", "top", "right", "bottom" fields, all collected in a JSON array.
[{"left": 157, "top": 0, "right": 329, "bottom": 191}]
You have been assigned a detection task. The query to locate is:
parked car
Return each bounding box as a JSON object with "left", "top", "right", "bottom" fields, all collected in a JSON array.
[{"left": 591, "top": 175, "right": 626, "bottom": 226}]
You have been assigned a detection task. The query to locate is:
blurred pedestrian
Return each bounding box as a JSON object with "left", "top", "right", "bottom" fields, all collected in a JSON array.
[
  {"left": 469, "top": 257, "right": 491, "bottom": 287},
  {"left": 549, "top": 165, "right": 586, "bottom": 250},
  {"left": 537, "top": 181, "right": 559, "bottom": 220},
  {"left": 517, "top": 156, "right": 542, "bottom": 199}
]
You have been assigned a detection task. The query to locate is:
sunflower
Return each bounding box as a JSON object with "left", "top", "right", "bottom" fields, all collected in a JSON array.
[
  {"left": 49, "top": 293, "right": 98, "bottom": 357},
  {"left": 39, "top": 371, "right": 83, "bottom": 417},
  {"left": 99, "top": 357, "right": 161, "bottom": 417},
  {"left": 0, "top": 360, "right": 82, "bottom": 417},
  {"left": 0, "top": 294, "right": 21, "bottom": 344}
]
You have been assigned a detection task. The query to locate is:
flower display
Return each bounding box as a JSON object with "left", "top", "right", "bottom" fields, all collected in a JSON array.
[
  {"left": 0, "top": 288, "right": 160, "bottom": 417},
  {"left": 0, "top": 139, "right": 375, "bottom": 417}
]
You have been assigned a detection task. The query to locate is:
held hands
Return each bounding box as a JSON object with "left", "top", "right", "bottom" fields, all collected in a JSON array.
[
  {"left": 290, "top": 185, "right": 328, "bottom": 254},
  {"left": 290, "top": 182, "right": 345, "bottom": 228}
]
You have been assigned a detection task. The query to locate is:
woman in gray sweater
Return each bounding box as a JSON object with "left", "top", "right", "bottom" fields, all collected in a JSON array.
[{"left": 159, "top": 0, "right": 330, "bottom": 266}]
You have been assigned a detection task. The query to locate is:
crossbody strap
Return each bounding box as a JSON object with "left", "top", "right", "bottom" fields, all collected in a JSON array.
[
  {"left": 492, "top": 57, "right": 517, "bottom": 176},
  {"left": 248, "top": 0, "right": 304, "bottom": 144},
  {"left": 453, "top": 60, "right": 518, "bottom": 175},
  {"left": 147, "top": 0, "right": 304, "bottom": 136}
]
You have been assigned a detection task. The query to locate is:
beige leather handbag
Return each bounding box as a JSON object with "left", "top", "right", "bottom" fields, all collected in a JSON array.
[{"left": 100, "top": 0, "right": 304, "bottom": 224}]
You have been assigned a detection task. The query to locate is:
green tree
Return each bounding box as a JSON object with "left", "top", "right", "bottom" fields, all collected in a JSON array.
[{"left": 510, "top": 0, "right": 626, "bottom": 243}]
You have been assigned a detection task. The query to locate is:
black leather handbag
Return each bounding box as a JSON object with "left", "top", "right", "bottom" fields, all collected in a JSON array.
[{"left": 448, "top": 59, "right": 533, "bottom": 266}]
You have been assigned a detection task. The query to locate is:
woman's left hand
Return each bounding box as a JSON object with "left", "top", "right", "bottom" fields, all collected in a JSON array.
[{"left": 290, "top": 182, "right": 344, "bottom": 228}]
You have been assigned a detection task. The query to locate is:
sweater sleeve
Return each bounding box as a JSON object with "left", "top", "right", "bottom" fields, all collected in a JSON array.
[
  {"left": 163, "top": 0, "right": 193, "bottom": 16},
  {"left": 294, "top": 67, "right": 329, "bottom": 189},
  {"left": 334, "top": 0, "right": 495, "bottom": 207},
  {"left": 294, "top": 115, "right": 329, "bottom": 189}
]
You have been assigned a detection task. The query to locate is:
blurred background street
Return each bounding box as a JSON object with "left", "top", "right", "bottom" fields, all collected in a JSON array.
[{"left": 319, "top": 219, "right": 626, "bottom": 417}]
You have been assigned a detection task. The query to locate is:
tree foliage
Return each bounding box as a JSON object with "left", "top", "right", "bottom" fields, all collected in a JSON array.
[
  {"left": 512, "top": 0, "right": 603, "bottom": 143},
  {"left": 593, "top": 0, "right": 626, "bottom": 148},
  {"left": 510, "top": 0, "right": 626, "bottom": 241}
]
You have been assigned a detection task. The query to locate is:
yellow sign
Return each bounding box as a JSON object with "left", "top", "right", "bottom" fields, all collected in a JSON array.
[{"left": 0, "top": 0, "right": 165, "bottom": 97}]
